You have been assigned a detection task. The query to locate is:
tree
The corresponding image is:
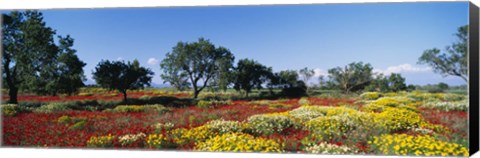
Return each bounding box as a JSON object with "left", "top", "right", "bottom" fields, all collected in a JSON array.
[
  {"left": 299, "top": 67, "right": 314, "bottom": 86},
  {"left": 276, "top": 70, "right": 299, "bottom": 88},
  {"left": 2, "top": 11, "right": 58, "bottom": 103},
  {"left": 327, "top": 62, "right": 373, "bottom": 93},
  {"left": 418, "top": 25, "right": 468, "bottom": 82},
  {"left": 387, "top": 73, "right": 407, "bottom": 92},
  {"left": 437, "top": 82, "right": 449, "bottom": 91},
  {"left": 365, "top": 73, "right": 407, "bottom": 92},
  {"left": 159, "top": 38, "right": 234, "bottom": 98},
  {"left": 232, "top": 59, "right": 272, "bottom": 97},
  {"left": 55, "top": 35, "right": 87, "bottom": 95},
  {"left": 93, "top": 59, "right": 153, "bottom": 102},
  {"left": 208, "top": 47, "right": 235, "bottom": 92}
]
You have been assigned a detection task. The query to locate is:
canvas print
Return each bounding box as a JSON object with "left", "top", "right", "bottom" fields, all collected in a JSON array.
[{"left": 0, "top": 2, "right": 472, "bottom": 157}]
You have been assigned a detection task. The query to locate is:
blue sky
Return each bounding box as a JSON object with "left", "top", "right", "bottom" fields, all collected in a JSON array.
[{"left": 36, "top": 2, "right": 468, "bottom": 86}]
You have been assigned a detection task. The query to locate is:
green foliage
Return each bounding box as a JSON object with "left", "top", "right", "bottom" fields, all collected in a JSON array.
[
  {"left": 69, "top": 120, "right": 86, "bottom": 130},
  {"left": 109, "top": 104, "right": 171, "bottom": 113},
  {"left": 418, "top": 25, "right": 468, "bottom": 82},
  {"left": 327, "top": 62, "right": 373, "bottom": 93},
  {"left": 92, "top": 59, "right": 154, "bottom": 102},
  {"left": 160, "top": 38, "right": 235, "bottom": 98},
  {"left": 232, "top": 58, "right": 273, "bottom": 97},
  {"left": 1, "top": 104, "right": 18, "bottom": 116},
  {"left": 2, "top": 11, "right": 85, "bottom": 103},
  {"left": 35, "top": 103, "right": 72, "bottom": 113}
]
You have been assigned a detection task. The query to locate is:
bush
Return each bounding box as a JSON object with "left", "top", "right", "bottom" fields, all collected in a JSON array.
[
  {"left": 87, "top": 134, "right": 116, "bottom": 147},
  {"left": 196, "top": 100, "right": 213, "bottom": 109},
  {"left": 194, "top": 133, "right": 284, "bottom": 152},
  {"left": 146, "top": 133, "right": 168, "bottom": 148},
  {"left": 152, "top": 122, "right": 175, "bottom": 133},
  {"left": 373, "top": 108, "right": 423, "bottom": 132},
  {"left": 35, "top": 103, "right": 71, "bottom": 113},
  {"left": 360, "top": 92, "right": 381, "bottom": 100},
  {"left": 118, "top": 133, "right": 146, "bottom": 146},
  {"left": 368, "top": 134, "right": 468, "bottom": 156},
  {"left": 287, "top": 106, "right": 326, "bottom": 123},
  {"left": 1, "top": 104, "right": 18, "bottom": 116},
  {"left": 69, "top": 120, "right": 86, "bottom": 130},
  {"left": 304, "top": 142, "right": 356, "bottom": 154},
  {"left": 421, "top": 100, "right": 468, "bottom": 111},
  {"left": 109, "top": 104, "right": 171, "bottom": 113},
  {"left": 298, "top": 97, "right": 311, "bottom": 105},
  {"left": 169, "top": 125, "right": 217, "bottom": 145},
  {"left": 246, "top": 113, "right": 297, "bottom": 135},
  {"left": 204, "top": 119, "right": 243, "bottom": 134}
]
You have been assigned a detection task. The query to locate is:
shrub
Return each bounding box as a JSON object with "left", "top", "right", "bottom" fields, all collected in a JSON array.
[
  {"left": 421, "top": 100, "right": 468, "bottom": 111},
  {"left": 35, "top": 103, "right": 71, "bottom": 113},
  {"left": 204, "top": 119, "right": 243, "bottom": 134},
  {"left": 195, "top": 133, "right": 283, "bottom": 152},
  {"left": 374, "top": 108, "right": 423, "bottom": 132},
  {"left": 360, "top": 92, "right": 381, "bottom": 100},
  {"left": 304, "top": 142, "right": 355, "bottom": 154},
  {"left": 287, "top": 106, "right": 326, "bottom": 123},
  {"left": 369, "top": 97, "right": 412, "bottom": 107},
  {"left": 146, "top": 133, "right": 168, "bottom": 148},
  {"left": 78, "top": 92, "right": 93, "bottom": 96},
  {"left": 87, "top": 134, "right": 116, "bottom": 147},
  {"left": 246, "top": 113, "right": 297, "bottom": 135},
  {"left": 368, "top": 134, "right": 468, "bottom": 156},
  {"left": 169, "top": 125, "right": 217, "bottom": 145},
  {"left": 57, "top": 115, "right": 73, "bottom": 124},
  {"left": 298, "top": 97, "right": 311, "bottom": 105},
  {"left": 111, "top": 105, "right": 145, "bottom": 112},
  {"left": 118, "top": 133, "right": 146, "bottom": 146},
  {"left": 196, "top": 100, "right": 213, "bottom": 109},
  {"left": 1, "top": 104, "right": 18, "bottom": 116},
  {"left": 69, "top": 120, "right": 86, "bottom": 130},
  {"left": 152, "top": 122, "right": 175, "bottom": 133}
]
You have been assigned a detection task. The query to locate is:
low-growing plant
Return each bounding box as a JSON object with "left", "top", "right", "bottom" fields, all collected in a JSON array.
[
  {"left": 368, "top": 133, "right": 469, "bottom": 156},
  {"left": 194, "top": 132, "right": 284, "bottom": 152},
  {"left": 246, "top": 113, "right": 297, "bottom": 135},
  {"left": 69, "top": 120, "right": 87, "bottom": 130},
  {"left": 87, "top": 134, "right": 116, "bottom": 147},
  {"left": 304, "top": 142, "right": 356, "bottom": 154},
  {"left": 118, "top": 133, "right": 146, "bottom": 146},
  {"left": 360, "top": 92, "right": 381, "bottom": 100},
  {"left": 35, "top": 103, "right": 72, "bottom": 113},
  {"left": 1, "top": 104, "right": 18, "bottom": 116}
]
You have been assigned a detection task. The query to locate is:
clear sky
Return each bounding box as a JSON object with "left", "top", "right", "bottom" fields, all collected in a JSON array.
[{"left": 36, "top": 2, "right": 468, "bottom": 86}]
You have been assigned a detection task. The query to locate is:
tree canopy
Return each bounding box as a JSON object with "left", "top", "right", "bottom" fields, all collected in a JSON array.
[
  {"left": 418, "top": 25, "right": 468, "bottom": 82},
  {"left": 92, "top": 59, "right": 153, "bottom": 102},
  {"left": 327, "top": 62, "right": 373, "bottom": 93},
  {"left": 232, "top": 58, "right": 272, "bottom": 97},
  {"left": 160, "top": 38, "right": 234, "bottom": 98},
  {"left": 2, "top": 11, "right": 85, "bottom": 103}
]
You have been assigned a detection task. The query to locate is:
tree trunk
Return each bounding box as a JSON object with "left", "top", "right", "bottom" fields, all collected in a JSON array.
[
  {"left": 8, "top": 87, "right": 18, "bottom": 104},
  {"left": 193, "top": 90, "right": 199, "bottom": 99},
  {"left": 122, "top": 90, "right": 128, "bottom": 103}
]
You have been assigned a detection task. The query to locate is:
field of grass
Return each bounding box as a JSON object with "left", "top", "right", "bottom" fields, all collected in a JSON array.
[{"left": 1, "top": 88, "right": 469, "bottom": 156}]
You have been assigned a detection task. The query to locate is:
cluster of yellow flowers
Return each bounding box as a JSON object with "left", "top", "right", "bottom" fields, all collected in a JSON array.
[
  {"left": 374, "top": 107, "right": 423, "bottom": 132},
  {"left": 194, "top": 132, "right": 283, "bottom": 152},
  {"left": 1, "top": 104, "right": 18, "bottom": 116},
  {"left": 87, "top": 134, "right": 115, "bottom": 147},
  {"left": 368, "top": 134, "right": 468, "bottom": 157},
  {"left": 169, "top": 125, "right": 217, "bottom": 145},
  {"left": 108, "top": 104, "right": 170, "bottom": 113},
  {"left": 359, "top": 92, "right": 381, "bottom": 100},
  {"left": 146, "top": 133, "right": 168, "bottom": 148}
]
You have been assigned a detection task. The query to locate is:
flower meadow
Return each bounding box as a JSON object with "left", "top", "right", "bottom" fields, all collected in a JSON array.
[{"left": 1, "top": 90, "right": 469, "bottom": 157}]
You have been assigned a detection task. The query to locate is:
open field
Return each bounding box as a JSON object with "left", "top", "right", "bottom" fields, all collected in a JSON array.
[{"left": 1, "top": 89, "right": 469, "bottom": 156}]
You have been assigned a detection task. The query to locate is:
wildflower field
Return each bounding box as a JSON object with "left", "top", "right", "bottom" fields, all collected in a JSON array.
[{"left": 1, "top": 89, "right": 469, "bottom": 157}]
